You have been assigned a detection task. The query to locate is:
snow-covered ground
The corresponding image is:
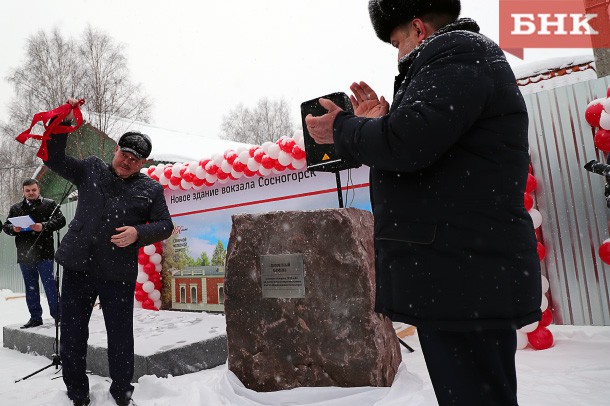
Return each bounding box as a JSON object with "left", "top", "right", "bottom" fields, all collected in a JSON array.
[{"left": 1, "top": 289, "right": 609, "bottom": 406}]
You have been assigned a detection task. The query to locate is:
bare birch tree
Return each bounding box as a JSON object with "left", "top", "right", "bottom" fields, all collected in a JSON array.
[
  {"left": 220, "top": 97, "right": 295, "bottom": 144},
  {"left": 0, "top": 26, "right": 151, "bottom": 217}
]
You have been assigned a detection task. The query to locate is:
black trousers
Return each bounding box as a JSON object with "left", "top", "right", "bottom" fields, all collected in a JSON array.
[
  {"left": 417, "top": 328, "right": 519, "bottom": 406},
  {"left": 60, "top": 268, "right": 136, "bottom": 401}
]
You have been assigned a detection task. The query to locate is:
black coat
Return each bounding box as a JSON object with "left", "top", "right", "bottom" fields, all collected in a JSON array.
[
  {"left": 333, "top": 19, "right": 541, "bottom": 330},
  {"left": 3, "top": 196, "right": 66, "bottom": 264},
  {"left": 43, "top": 133, "right": 173, "bottom": 281}
]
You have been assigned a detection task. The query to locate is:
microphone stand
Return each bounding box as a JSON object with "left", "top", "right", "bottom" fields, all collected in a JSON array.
[{"left": 15, "top": 181, "right": 73, "bottom": 383}]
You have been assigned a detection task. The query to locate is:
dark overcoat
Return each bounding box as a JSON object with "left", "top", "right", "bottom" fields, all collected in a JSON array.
[
  {"left": 333, "top": 19, "right": 541, "bottom": 330},
  {"left": 3, "top": 196, "right": 66, "bottom": 263},
  {"left": 44, "top": 133, "right": 173, "bottom": 282}
]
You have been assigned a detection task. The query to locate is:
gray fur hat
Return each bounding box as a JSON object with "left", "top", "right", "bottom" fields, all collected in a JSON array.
[{"left": 368, "top": 0, "right": 461, "bottom": 43}]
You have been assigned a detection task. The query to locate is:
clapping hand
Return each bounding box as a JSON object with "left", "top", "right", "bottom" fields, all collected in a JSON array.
[{"left": 350, "top": 81, "right": 389, "bottom": 118}]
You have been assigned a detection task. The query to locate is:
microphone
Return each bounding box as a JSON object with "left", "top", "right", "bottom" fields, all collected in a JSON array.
[{"left": 584, "top": 160, "right": 610, "bottom": 177}]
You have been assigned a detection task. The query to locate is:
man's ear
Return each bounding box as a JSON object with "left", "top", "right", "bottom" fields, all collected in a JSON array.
[
  {"left": 114, "top": 145, "right": 119, "bottom": 153},
  {"left": 412, "top": 19, "right": 427, "bottom": 43}
]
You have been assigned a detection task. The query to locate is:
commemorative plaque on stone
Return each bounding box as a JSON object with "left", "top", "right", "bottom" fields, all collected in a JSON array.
[{"left": 224, "top": 208, "right": 401, "bottom": 392}]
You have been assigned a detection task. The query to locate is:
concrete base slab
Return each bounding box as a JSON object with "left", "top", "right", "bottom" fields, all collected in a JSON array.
[{"left": 3, "top": 308, "right": 227, "bottom": 381}]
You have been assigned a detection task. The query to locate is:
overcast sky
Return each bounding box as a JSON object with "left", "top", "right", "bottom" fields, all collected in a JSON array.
[{"left": 0, "top": 0, "right": 593, "bottom": 140}]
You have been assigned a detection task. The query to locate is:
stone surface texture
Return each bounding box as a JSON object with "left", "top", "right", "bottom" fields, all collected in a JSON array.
[{"left": 225, "top": 208, "right": 401, "bottom": 392}]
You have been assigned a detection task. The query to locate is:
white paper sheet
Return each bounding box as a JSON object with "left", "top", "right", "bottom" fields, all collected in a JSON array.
[{"left": 7, "top": 215, "right": 35, "bottom": 229}]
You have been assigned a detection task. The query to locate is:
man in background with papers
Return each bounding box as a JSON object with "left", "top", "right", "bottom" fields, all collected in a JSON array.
[{"left": 2, "top": 178, "right": 66, "bottom": 328}]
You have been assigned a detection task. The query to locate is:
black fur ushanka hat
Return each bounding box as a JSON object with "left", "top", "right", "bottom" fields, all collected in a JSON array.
[{"left": 368, "top": 0, "right": 461, "bottom": 43}]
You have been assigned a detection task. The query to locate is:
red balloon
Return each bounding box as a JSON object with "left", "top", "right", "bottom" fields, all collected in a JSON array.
[
  {"left": 233, "top": 161, "right": 246, "bottom": 172},
  {"left": 248, "top": 146, "right": 258, "bottom": 157},
  {"left": 147, "top": 166, "right": 155, "bottom": 175},
  {"left": 537, "top": 242, "right": 546, "bottom": 261},
  {"left": 527, "top": 326, "right": 554, "bottom": 350},
  {"left": 594, "top": 129, "right": 610, "bottom": 152},
  {"left": 216, "top": 171, "right": 229, "bottom": 180},
  {"left": 525, "top": 174, "right": 537, "bottom": 193},
  {"left": 540, "top": 308, "right": 553, "bottom": 327},
  {"left": 169, "top": 176, "right": 181, "bottom": 186},
  {"left": 599, "top": 240, "right": 610, "bottom": 264},
  {"left": 142, "top": 299, "right": 155, "bottom": 310},
  {"left": 243, "top": 168, "right": 256, "bottom": 177},
  {"left": 292, "top": 145, "right": 306, "bottom": 160},
  {"left": 135, "top": 290, "right": 148, "bottom": 302},
  {"left": 254, "top": 149, "right": 265, "bottom": 163},
  {"left": 225, "top": 151, "right": 237, "bottom": 164},
  {"left": 163, "top": 167, "right": 173, "bottom": 179},
  {"left": 524, "top": 193, "right": 534, "bottom": 211},
  {"left": 153, "top": 279, "right": 162, "bottom": 291},
  {"left": 274, "top": 160, "right": 286, "bottom": 171},
  {"left": 179, "top": 167, "right": 187, "bottom": 176},
  {"left": 199, "top": 159, "right": 210, "bottom": 168},
  {"left": 206, "top": 164, "right": 218, "bottom": 175},
  {"left": 137, "top": 253, "right": 149, "bottom": 265},
  {"left": 148, "top": 271, "right": 161, "bottom": 284},
  {"left": 528, "top": 163, "right": 533, "bottom": 174},
  {"left": 144, "top": 263, "right": 156, "bottom": 275},
  {"left": 192, "top": 177, "right": 205, "bottom": 187},
  {"left": 135, "top": 282, "right": 143, "bottom": 291},
  {"left": 280, "top": 139, "right": 295, "bottom": 153},
  {"left": 261, "top": 156, "right": 274, "bottom": 169},
  {"left": 585, "top": 102, "right": 604, "bottom": 127}
]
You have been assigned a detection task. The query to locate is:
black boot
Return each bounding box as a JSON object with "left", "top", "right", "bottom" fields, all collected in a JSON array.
[
  {"left": 72, "top": 396, "right": 90, "bottom": 406},
  {"left": 20, "top": 318, "right": 43, "bottom": 329}
]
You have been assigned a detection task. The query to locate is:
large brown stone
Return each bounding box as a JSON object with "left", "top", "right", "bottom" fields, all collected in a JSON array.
[{"left": 224, "top": 208, "right": 401, "bottom": 392}]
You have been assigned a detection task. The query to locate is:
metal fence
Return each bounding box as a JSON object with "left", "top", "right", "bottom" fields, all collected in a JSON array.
[{"left": 525, "top": 76, "right": 610, "bottom": 326}]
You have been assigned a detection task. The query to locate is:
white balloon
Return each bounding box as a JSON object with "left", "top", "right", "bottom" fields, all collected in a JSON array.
[
  {"left": 137, "top": 264, "right": 144, "bottom": 273},
  {"left": 258, "top": 166, "right": 271, "bottom": 176},
  {"left": 153, "top": 165, "right": 165, "bottom": 177},
  {"left": 600, "top": 109, "right": 610, "bottom": 130},
  {"left": 195, "top": 165, "right": 206, "bottom": 179},
  {"left": 205, "top": 173, "right": 218, "bottom": 183},
  {"left": 236, "top": 146, "right": 248, "bottom": 154},
  {"left": 602, "top": 97, "right": 610, "bottom": 114},
  {"left": 520, "top": 321, "right": 539, "bottom": 333},
  {"left": 136, "top": 271, "right": 149, "bottom": 284},
  {"left": 148, "top": 290, "right": 161, "bottom": 301},
  {"left": 218, "top": 177, "right": 228, "bottom": 184},
  {"left": 541, "top": 275, "right": 550, "bottom": 293},
  {"left": 167, "top": 182, "right": 179, "bottom": 190},
  {"left": 231, "top": 169, "right": 244, "bottom": 178},
  {"left": 171, "top": 164, "right": 182, "bottom": 177},
  {"left": 587, "top": 97, "right": 605, "bottom": 109},
  {"left": 149, "top": 253, "right": 162, "bottom": 265},
  {"left": 158, "top": 174, "right": 169, "bottom": 186},
  {"left": 140, "top": 168, "right": 148, "bottom": 175},
  {"left": 261, "top": 141, "right": 273, "bottom": 154},
  {"left": 529, "top": 209, "right": 542, "bottom": 229},
  {"left": 134, "top": 300, "right": 142, "bottom": 309},
  {"left": 220, "top": 159, "right": 232, "bottom": 173},
  {"left": 541, "top": 295, "right": 549, "bottom": 312},
  {"left": 143, "top": 244, "right": 156, "bottom": 256},
  {"left": 155, "top": 263, "right": 162, "bottom": 272},
  {"left": 212, "top": 153, "right": 224, "bottom": 166},
  {"left": 267, "top": 143, "right": 281, "bottom": 159},
  {"left": 238, "top": 150, "right": 250, "bottom": 163},
  {"left": 247, "top": 157, "right": 260, "bottom": 172},
  {"left": 153, "top": 299, "right": 162, "bottom": 309},
  {"left": 180, "top": 180, "right": 192, "bottom": 190},
  {"left": 193, "top": 183, "right": 204, "bottom": 190},
  {"left": 142, "top": 281, "right": 155, "bottom": 293},
  {"left": 516, "top": 330, "right": 529, "bottom": 350},
  {"left": 278, "top": 151, "right": 292, "bottom": 166},
  {"left": 292, "top": 158, "right": 306, "bottom": 169}
]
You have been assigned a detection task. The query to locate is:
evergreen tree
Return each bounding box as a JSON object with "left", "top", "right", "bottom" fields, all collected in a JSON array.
[{"left": 211, "top": 240, "right": 226, "bottom": 266}]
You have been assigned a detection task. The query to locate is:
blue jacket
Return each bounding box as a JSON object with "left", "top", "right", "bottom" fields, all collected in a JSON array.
[
  {"left": 43, "top": 132, "right": 173, "bottom": 281},
  {"left": 333, "top": 19, "right": 541, "bottom": 330}
]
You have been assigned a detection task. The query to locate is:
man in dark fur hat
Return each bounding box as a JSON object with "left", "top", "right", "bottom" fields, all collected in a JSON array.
[{"left": 306, "top": 1, "right": 541, "bottom": 405}]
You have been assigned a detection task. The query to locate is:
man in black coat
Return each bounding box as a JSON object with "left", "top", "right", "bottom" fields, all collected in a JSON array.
[
  {"left": 43, "top": 99, "right": 173, "bottom": 406},
  {"left": 3, "top": 179, "right": 66, "bottom": 328},
  {"left": 306, "top": 1, "right": 541, "bottom": 405}
]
